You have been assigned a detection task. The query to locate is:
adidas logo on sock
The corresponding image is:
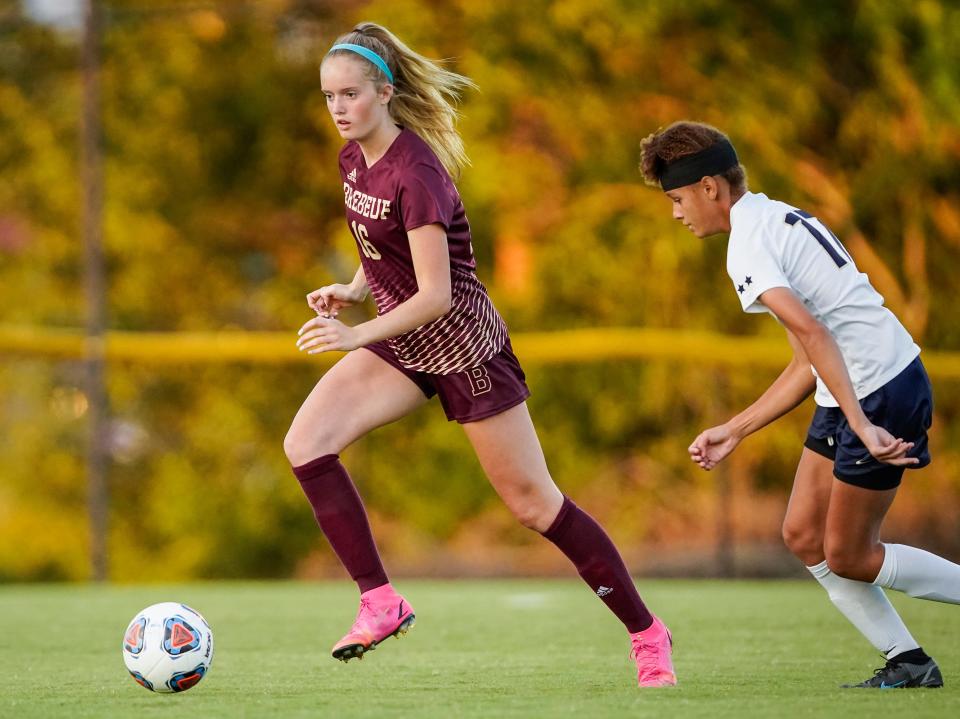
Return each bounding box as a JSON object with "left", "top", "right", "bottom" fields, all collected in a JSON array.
[
  {"left": 347, "top": 168, "right": 357, "bottom": 182},
  {"left": 596, "top": 586, "right": 613, "bottom": 597}
]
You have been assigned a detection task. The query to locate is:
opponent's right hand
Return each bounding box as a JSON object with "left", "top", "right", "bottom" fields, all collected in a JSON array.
[{"left": 306, "top": 284, "right": 365, "bottom": 318}]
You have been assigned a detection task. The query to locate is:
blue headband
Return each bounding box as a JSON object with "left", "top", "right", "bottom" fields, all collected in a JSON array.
[{"left": 328, "top": 43, "right": 394, "bottom": 84}]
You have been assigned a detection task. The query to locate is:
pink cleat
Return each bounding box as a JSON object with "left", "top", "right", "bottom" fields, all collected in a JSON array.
[
  {"left": 331, "top": 584, "right": 416, "bottom": 662},
  {"left": 630, "top": 615, "right": 677, "bottom": 687}
]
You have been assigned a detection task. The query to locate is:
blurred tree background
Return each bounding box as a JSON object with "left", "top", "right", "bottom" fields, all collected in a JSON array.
[{"left": 1, "top": 0, "right": 959, "bottom": 581}]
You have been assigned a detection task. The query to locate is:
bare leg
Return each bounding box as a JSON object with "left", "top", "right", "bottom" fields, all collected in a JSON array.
[
  {"left": 460, "top": 402, "right": 562, "bottom": 532},
  {"left": 285, "top": 349, "right": 428, "bottom": 593},
  {"left": 462, "top": 402, "right": 655, "bottom": 634},
  {"left": 284, "top": 348, "right": 428, "bottom": 464},
  {"left": 827, "top": 479, "right": 960, "bottom": 603},
  {"left": 783, "top": 449, "right": 918, "bottom": 657},
  {"left": 823, "top": 479, "right": 896, "bottom": 582},
  {"left": 781, "top": 448, "right": 834, "bottom": 565}
]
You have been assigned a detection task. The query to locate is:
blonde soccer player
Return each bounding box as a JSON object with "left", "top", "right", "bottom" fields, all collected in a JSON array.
[{"left": 283, "top": 23, "right": 675, "bottom": 686}]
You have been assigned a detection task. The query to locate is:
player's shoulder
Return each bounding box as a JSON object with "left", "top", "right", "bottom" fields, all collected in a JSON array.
[
  {"left": 395, "top": 126, "right": 433, "bottom": 157},
  {"left": 730, "top": 192, "right": 802, "bottom": 244},
  {"left": 732, "top": 192, "right": 794, "bottom": 224},
  {"left": 394, "top": 128, "right": 450, "bottom": 178}
]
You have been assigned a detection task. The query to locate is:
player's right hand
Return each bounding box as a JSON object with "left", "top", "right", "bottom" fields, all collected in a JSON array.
[
  {"left": 688, "top": 424, "right": 741, "bottom": 471},
  {"left": 307, "top": 284, "right": 363, "bottom": 318},
  {"left": 858, "top": 423, "right": 919, "bottom": 466}
]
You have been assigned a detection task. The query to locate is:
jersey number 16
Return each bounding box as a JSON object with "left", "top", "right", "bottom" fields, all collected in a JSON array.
[{"left": 351, "top": 221, "right": 382, "bottom": 261}]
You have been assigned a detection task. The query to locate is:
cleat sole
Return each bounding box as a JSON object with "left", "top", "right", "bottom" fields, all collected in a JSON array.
[{"left": 332, "top": 614, "right": 416, "bottom": 663}]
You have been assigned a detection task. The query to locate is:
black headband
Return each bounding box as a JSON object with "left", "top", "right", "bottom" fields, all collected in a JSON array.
[{"left": 658, "top": 139, "right": 739, "bottom": 191}]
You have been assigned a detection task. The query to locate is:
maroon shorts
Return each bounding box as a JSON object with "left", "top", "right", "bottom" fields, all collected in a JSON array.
[{"left": 363, "top": 339, "right": 531, "bottom": 423}]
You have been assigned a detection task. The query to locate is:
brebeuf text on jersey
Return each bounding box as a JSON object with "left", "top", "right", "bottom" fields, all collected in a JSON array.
[{"left": 343, "top": 183, "right": 392, "bottom": 220}]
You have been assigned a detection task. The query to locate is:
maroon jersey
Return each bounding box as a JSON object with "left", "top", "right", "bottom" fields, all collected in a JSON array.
[{"left": 338, "top": 127, "right": 508, "bottom": 374}]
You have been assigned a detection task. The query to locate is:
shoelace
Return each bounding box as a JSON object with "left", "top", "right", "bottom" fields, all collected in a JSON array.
[
  {"left": 872, "top": 660, "right": 901, "bottom": 676},
  {"left": 630, "top": 639, "right": 663, "bottom": 680},
  {"left": 348, "top": 597, "right": 374, "bottom": 632},
  {"left": 859, "top": 660, "right": 908, "bottom": 686}
]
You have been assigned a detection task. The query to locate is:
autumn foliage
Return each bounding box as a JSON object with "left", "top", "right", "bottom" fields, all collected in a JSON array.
[{"left": 1, "top": 0, "right": 959, "bottom": 581}]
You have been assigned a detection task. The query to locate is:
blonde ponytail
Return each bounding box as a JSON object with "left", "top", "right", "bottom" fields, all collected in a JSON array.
[{"left": 325, "top": 22, "right": 476, "bottom": 178}]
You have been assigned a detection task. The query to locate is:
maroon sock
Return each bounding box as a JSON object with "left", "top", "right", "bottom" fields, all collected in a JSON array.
[
  {"left": 292, "top": 454, "right": 388, "bottom": 593},
  {"left": 542, "top": 496, "right": 653, "bottom": 633}
]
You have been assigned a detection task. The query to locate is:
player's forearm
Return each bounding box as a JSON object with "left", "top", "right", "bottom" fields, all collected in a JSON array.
[
  {"left": 352, "top": 288, "right": 451, "bottom": 347},
  {"left": 349, "top": 265, "right": 369, "bottom": 302},
  {"left": 727, "top": 359, "right": 816, "bottom": 439},
  {"left": 793, "top": 325, "right": 870, "bottom": 433}
]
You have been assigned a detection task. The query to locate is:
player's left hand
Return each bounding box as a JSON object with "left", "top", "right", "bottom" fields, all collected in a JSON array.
[
  {"left": 296, "top": 316, "right": 363, "bottom": 354},
  {"left": 858, "top": 423, "right": 919, "bottom": 466}
]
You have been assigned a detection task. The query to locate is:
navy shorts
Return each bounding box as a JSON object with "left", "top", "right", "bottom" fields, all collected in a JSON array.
[
  {"left": 804, "top": 356, "right": 932, "bottom": 490},
  {"left": 363, "top": 339, "right": 531, "bottom": 424}
]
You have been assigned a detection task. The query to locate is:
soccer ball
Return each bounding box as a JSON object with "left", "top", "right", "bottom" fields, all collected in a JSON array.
[{"left": 121, "top": 602, "right": 214, "bottom": 693}]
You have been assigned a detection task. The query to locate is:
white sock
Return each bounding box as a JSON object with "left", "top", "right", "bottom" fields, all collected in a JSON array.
[
  {"left": 808, "top": 560, "right": 918, "bottom": 659},
  {"left": 874, "top": 543, "right": 960, "bottom": 604}
]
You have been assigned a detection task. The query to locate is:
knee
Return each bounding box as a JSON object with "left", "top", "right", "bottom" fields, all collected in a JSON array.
[
  {"left": 824, "top": 544, "right": 873, "bottom": 582},
  {"left": 504, "top": 487, "right": 559, "bottom": 533},
  {"left": 824, "top": 548, "right": 857, "bottom": 580},
  {"left": 283, "top": 420, "right": 339, "bottom": 468},
  {"left": 508, "top": 500, "right": 547, "bottom": 532},
  {"left": 782, "top": 520, "right": 824, "bottom": 565},
  {"left": 282, "top": 429, "right": 304, "bottom": 466}
]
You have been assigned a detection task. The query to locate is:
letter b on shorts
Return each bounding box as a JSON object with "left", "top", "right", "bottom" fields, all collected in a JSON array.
[{"left": 467, "top": 366, "right": 492, "bottom": 396}]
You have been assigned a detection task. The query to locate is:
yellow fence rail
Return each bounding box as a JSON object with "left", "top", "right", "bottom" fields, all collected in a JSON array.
[{"left": 3, "top": 325, "right": 960, "bottom": 378}]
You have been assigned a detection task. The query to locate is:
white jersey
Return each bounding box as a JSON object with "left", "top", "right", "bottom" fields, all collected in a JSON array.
[{"left": 726, "top": 191, "right": 919, "bottom": 407}]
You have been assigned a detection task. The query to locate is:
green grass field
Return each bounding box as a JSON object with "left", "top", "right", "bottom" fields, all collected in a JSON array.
[{"left": 1, "top": 579, "right": 958, "bottom": 718}]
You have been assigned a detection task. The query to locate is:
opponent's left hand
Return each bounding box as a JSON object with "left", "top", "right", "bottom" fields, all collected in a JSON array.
[{"left": 296, "top": 316, "right": 363, "bottom": 354}]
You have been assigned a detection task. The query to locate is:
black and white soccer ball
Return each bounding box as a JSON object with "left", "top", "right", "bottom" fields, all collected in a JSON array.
[{"left": 121, "top": 602, "right": 214, "bottom": 693}]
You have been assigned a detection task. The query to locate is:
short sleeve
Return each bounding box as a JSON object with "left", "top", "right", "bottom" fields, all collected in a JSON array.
[
  {"left": 726, "top": 225, "right": 791, "bottom": 313},
  {"left": 398, "top": 162, "right": 455, "bottom": 232}
]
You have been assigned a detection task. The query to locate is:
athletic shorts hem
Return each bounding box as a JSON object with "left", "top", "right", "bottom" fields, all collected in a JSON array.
[
  {"left": 453, "top": 388, "right": 531, "bottom": 424},
  {"left": 833, "top": 466, "right": 905, "bottom": 491},
  {"left": 360, "top": 339, "right": 530, "bottom": 423},
  {"left": 360, "top": 345, "right": 437, "bottom": 399},
  {"left": 803, "top": 434, "right": 835, "bottom": 460}
]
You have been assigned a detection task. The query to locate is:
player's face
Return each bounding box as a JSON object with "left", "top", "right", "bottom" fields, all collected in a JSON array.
[
  {"left": 665, "top": 180, "right": 728, "bottom": 237},
  {"left": 320, "top": 56, "right": 392, "bottom": 142}
]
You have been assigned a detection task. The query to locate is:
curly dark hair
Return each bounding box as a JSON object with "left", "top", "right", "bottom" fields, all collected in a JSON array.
[{"left": 639, "top": 121, "right": 747, "bottom": 193}]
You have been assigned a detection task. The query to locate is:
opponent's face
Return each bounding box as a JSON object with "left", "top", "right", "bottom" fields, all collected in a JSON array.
[
  {"left": 665, "top": 177, "right": 730, "bottom": 237},
  {"left": 321, "top": 55, "right": 393, "bottom": 142}
]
